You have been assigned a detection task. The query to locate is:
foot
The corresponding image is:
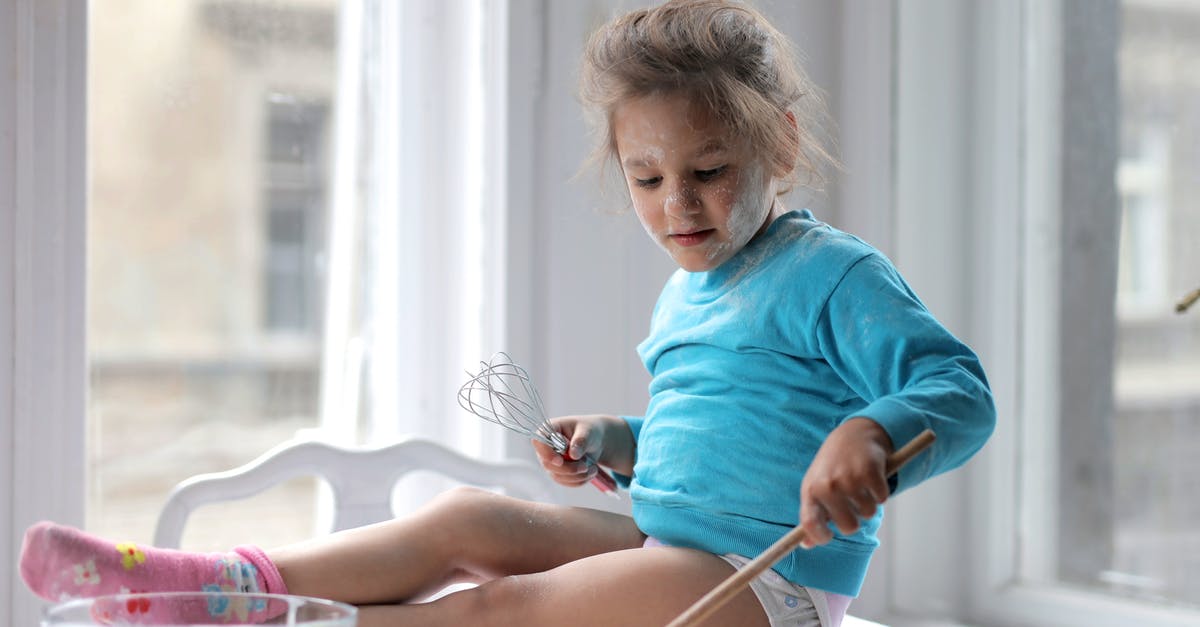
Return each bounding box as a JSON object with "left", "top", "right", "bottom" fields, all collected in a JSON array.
[{"left": 20, "top": 521, "right": 286, "bottom": 623}]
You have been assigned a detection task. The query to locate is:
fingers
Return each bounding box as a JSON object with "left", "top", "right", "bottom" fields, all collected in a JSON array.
[
  {"left": 566, "top": 422, "right": 602, "bottom": 463},
  {"left": 531, "top": 438, "right": 562, "bottom": 467},
  {"left": 799, "top": 501, "right": 832, "bottom": 548},
  {"left": 800, "top": 474, "right": 889, "bottom": 548},
  {"left": 538, "top": 444, "right": 598, "bottom": 487},
  {"left": 799, "top": 418, "right": 894, "bottom": 548},
  {"left": 531, "top": 420, "right": 603, "bottom": 488}
]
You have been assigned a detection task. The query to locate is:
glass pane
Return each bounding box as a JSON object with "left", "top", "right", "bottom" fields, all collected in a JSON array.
[
  {"left": 1109, "top": 0, "right": 1200, "bottom": 606},
  {"left": 87, "top": 0, "right": 338, "bottom": 547},
  {"left": 1053, "top": 0, "right": 1200, "bottom": 609}
]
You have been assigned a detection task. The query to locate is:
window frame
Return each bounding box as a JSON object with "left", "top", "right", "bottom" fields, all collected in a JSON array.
[
  {"left": 884, "top": 1, "right": 1200, "bottom": 625},
  {"left": 1, "top": 2, "right": 504, "bottom": 623},
  {"left": 1, "top": 1, "right": 88, "bottom": 625}
]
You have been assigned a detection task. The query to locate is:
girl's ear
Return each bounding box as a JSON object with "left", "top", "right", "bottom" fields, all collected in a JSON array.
[
  {"left": 772, "top": 110, "right": 802, "bottom": 179},
  {"left": 784, "top": 110, "right": 799, "bottom": 129}
]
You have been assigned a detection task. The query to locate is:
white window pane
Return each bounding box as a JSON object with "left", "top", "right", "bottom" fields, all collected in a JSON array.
[
  {"left": 86, "top": 0, "right": 338, "bottom": 549},
  {"left": 1054, "top": 0, "right": 1200, "bottom": 608},
  {"left": 1108, "top": 0, "right": 1200, "bottom": 606}
]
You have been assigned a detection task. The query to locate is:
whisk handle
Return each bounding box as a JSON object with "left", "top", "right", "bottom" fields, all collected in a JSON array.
[
  {"left": 566, "top": 449, "right": 620, "bottom": 498},
  {"left": 589, "top": 467, "right": 620, "bottom": 496},
  {"left": 550, "top": 431, "right": 622, "bottom": 499}
]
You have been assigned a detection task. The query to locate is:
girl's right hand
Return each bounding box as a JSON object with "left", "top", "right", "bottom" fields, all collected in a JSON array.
[{"left": 532, "top": 414, "right": 634, "bottom": 487}]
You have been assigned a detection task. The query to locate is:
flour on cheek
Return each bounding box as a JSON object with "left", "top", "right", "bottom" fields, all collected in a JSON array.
[
  {"left": 626, "top": 140, "right": 673, "bottom": 253},
  {"left": 711, "top": 162, "right": 771, "bottom": 262}
]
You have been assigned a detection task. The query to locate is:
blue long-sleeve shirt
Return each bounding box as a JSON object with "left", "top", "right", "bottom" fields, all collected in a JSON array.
[{"left": 619, "top": 209, "right": 995, "bottom": 597}]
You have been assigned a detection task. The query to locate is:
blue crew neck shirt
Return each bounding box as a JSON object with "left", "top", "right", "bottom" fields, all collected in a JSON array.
[{"left": 619, "top": 209, "right": 995, "bottom": 597}]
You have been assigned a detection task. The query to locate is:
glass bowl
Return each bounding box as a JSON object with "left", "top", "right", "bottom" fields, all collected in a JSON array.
[{"left": 41, "top": 591, "right": 356, "bottom": 626}]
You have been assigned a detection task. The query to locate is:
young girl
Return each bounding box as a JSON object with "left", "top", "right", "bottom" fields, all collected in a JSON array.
[{"left": 20, "top": 1, "right": 995, "bottom": 625}]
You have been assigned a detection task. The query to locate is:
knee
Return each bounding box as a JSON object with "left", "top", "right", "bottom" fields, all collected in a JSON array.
[
  {"left": 422, "top": 485, "right": 500, "bottom": 520},
  {"left": 417, "top": 486, "right": 525, "bottom": 540},
  {"left": 434, "top": 575, "right": 542, "bottom": 626}
]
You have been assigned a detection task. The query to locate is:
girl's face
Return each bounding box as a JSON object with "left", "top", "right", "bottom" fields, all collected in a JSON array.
[{"left": 613, "top": 92, "right": 781, "bottom": 272}]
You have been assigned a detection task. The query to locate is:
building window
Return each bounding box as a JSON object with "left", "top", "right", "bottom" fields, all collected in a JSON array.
[{"left": 263, "top": 98, "right": 328, "bottom": 334}]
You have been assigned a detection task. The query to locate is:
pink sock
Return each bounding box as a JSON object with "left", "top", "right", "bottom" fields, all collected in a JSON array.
[{"left": 20, "top": 521, "right": 288, "bottom": 623}]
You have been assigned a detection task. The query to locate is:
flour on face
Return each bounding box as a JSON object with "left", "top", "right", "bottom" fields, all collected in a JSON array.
[
  {"left": 614, "top": 93, "right": 783, "bottom": 272},
  {"left": 710, "top": 161, "right": 774, "bottom": 263}
]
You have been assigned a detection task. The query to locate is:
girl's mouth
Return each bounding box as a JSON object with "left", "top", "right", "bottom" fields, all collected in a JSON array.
[{"left": 669, "top": 229, "right": 715, "bottom": 247}]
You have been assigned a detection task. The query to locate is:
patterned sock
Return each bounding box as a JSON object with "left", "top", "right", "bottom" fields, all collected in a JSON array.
[{"left": 20, "top": 521, "right": 288, "bottom": 623}]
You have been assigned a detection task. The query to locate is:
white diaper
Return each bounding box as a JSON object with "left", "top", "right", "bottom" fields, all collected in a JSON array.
[
  {"left": 715, "top": 551, "right": 844, "bottom": 627},
  {"left": 642, "top": 536, "right": 849, "bottom": 627}
]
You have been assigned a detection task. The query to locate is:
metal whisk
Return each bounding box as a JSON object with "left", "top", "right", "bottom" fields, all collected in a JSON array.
[{"left": 458, "top": 352, "right": 620, "bottom": 498}]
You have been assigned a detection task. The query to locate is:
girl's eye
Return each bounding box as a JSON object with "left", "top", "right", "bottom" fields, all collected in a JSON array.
[
  {"left": 695, "top": 166, "right": 727, "bottom": 181},
  {"left": 634, "top": 176, "right": 662, "bottom": 188}
]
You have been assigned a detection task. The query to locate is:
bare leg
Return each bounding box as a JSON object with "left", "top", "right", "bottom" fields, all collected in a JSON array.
[
  {"left": 355, "top": 545, "right": 770, "bottom": 627},
  {"left": 268, "top": 486, "right": 646, "bottom": 605}
]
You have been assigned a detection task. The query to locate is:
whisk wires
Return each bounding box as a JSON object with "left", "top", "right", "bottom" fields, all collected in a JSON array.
[
  {"left": 458, "top": 353, "right": 561, "bottom": 450},
  {"left": 459, "top": 352, "right": 623, "bottom": 499}
]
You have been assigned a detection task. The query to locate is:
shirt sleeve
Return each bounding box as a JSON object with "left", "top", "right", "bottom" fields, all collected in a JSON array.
[{"left": 814, "top": 255, "right": 996, "bottom": 494}]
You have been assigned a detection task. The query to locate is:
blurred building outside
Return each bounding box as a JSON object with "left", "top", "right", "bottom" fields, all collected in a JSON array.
[{"left": 88, "top": 0, "right": 337, "bottom": 551}]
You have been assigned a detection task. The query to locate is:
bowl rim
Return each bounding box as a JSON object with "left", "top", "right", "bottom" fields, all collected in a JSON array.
[{"left": 42, "top": 590, "right": 357, "bottom": 622}]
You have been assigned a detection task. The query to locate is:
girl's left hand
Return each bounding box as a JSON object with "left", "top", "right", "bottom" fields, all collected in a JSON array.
[
  {"left": 798, "top": 417, "right": 894, "bottom": 548},
  {"left": 532, "top": 415, "right": 608, "bottom": 488}
]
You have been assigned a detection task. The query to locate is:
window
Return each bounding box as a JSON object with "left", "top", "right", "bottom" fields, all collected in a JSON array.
[
  {"left": 908, "top": 1, "right": 1200, "bottom": 624},
  {"left": 882, "top": 1, "right": 1200, "bottom": 625},
  {"left": 84, "top": 0, "right": 496, "bottom": 551},
  {"left": 86, "top": 0, "right": 339, "bottom": 549},
  {"left": 9, "top": 1, "right": 521, "bottom": 623},
  {"left": 1017, "top": 0, "right": 1200, "bottom": 612},
  {"left": 1105, "top": 0, "right": 1200, "bottom": 607}
]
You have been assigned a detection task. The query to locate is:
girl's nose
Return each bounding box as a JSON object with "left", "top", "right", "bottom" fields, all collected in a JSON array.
[{"left": 663, "top": 180, "right": 701, "bottom": 216}]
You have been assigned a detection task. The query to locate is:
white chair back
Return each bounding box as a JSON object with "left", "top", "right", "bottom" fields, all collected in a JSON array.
[{"left": 154, "top": 437, "right": 556, "bottom": 549}]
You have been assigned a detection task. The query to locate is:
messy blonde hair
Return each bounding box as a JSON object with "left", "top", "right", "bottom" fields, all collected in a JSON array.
[{"left": 579, "top": 0, "right": 837, "bottom": 194}]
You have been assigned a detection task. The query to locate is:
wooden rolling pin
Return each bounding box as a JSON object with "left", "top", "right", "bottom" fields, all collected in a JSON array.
[
  {"left": 666, "top": 429, "right": 937, "bottom": 627},
  {"left": 1176, "top": 287, "right": 1200, "bottom": 314}
]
